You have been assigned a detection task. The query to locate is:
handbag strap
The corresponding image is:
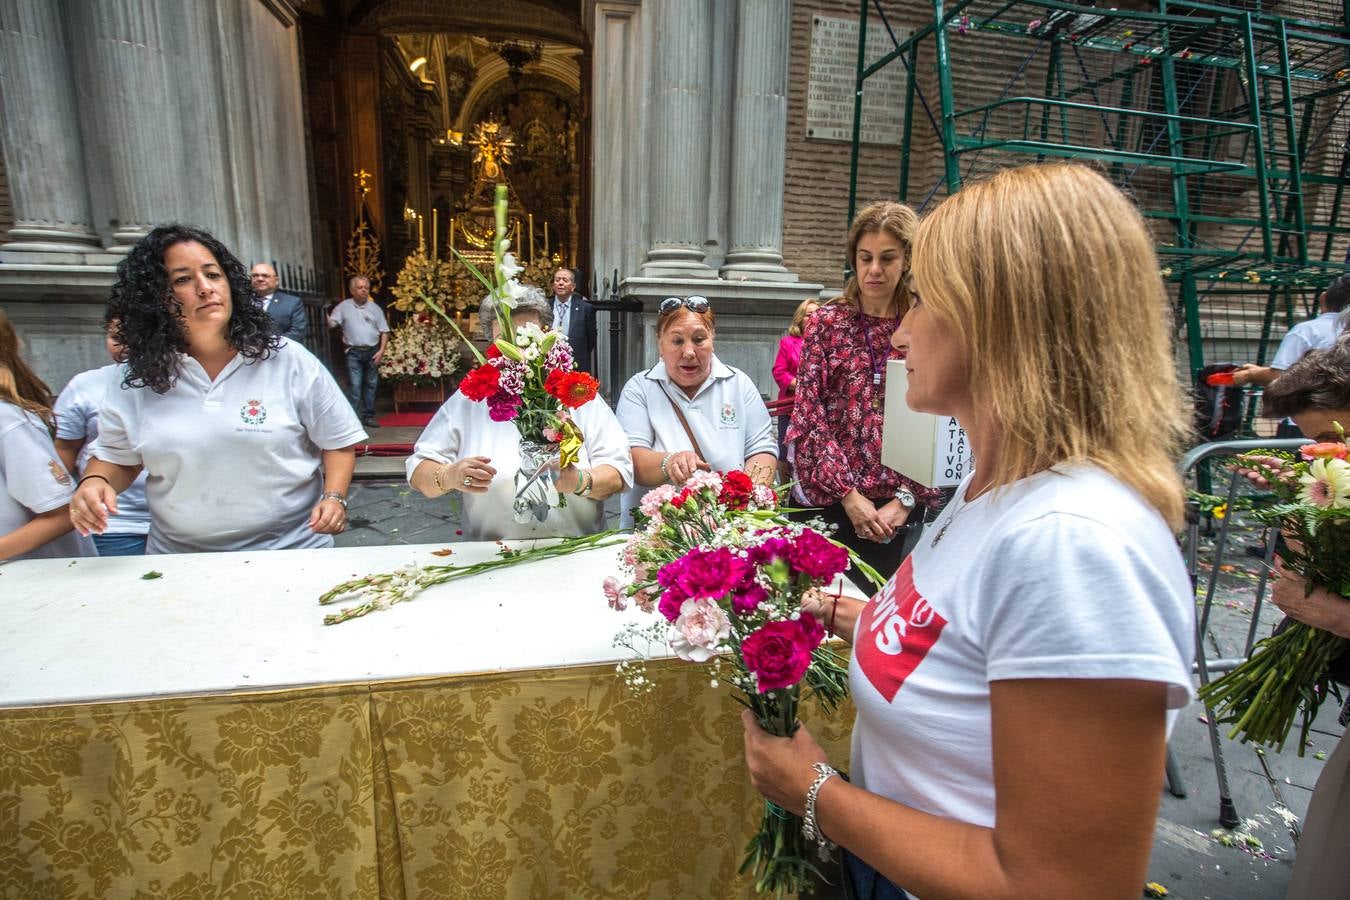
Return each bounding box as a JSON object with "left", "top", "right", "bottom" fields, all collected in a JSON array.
[{"left": 663, "top": 387, "right": 707, "bottom": 461}]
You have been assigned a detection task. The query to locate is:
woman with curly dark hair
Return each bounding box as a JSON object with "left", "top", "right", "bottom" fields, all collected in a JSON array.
[{"left": 69, "top": 224, "right": 366, "bottom": 553}]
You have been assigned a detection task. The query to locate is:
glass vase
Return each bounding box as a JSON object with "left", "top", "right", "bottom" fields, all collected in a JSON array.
[{"left": 514, "top": 439, "right": 562, "bottom": 524}]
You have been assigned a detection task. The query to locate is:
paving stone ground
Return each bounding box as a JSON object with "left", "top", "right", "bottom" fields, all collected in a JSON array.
[{"left": 339, "top": 437, "right": 1339, "bottom": 899}]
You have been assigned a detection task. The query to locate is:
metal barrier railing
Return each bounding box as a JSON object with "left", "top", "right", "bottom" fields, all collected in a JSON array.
[{"left": 1181, "top": 436, "right": 1307, "bottom": 827}]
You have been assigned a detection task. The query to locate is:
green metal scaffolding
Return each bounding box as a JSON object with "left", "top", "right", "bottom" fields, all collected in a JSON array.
[{"left": 847, "top": 0, "right": 1350, "bottom": 377}]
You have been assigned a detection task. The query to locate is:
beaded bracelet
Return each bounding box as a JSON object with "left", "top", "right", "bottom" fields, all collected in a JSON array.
[{"left": 659, "top": 452, "right": 675, "bottom": 483}]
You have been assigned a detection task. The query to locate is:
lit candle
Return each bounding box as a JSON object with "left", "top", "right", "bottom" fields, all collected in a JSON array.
[
  {"left": 544, "top": 222, "right": 549, "bottom": 260},
  {"left": 431, "top": 208, "right": 438, "bottom": 260},
  {"left": 528, "top": 213, "right": 535, "bottom": 264},
  {"left": 418, "top": 214, "right": 424, "bottom": 248},
  {"left": 449, "top": 219, "right": 455, "bottom": 256}
]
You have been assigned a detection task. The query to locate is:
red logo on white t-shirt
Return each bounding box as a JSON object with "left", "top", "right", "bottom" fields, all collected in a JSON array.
[{"left": 856, "top": 557, "right": 947, "bottom": 703}]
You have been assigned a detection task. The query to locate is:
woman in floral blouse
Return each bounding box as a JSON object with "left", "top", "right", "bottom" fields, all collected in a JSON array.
[{"left": 787, "top": 201, "right": 937, "bottom": 589}]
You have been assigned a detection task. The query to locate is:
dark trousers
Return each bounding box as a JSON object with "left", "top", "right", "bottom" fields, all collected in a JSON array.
[
  {"left": 345, "top": 346, "right": 379, "bottom": 420},
  {"left": 789, "top": 501, "right": 914, "bottom": 595},
  {"left": 841, "top": 849, "right": 910, "bottom": 900}
]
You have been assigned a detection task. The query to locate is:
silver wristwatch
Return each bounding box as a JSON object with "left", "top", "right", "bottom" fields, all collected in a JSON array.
[{"left": 894, "top": 487, "right": 916, "bottom": 509}]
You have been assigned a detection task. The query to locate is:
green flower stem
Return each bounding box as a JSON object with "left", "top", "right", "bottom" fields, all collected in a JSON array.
[{"left": 320, "top": 531, "right": 627, "bottom": 624}]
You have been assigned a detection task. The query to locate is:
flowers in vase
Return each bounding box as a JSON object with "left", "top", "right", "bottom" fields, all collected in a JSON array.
[
  {"left": 421, "top": 184, "right": 601, "bottom": 453},
  {"left": 1198, "top": 433, "right": 1350, "bottom": 754}
]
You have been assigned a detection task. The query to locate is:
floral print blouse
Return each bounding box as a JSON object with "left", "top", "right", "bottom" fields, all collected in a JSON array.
[{"left": 786, "top": 302, "right": 939, "bottom": 509}]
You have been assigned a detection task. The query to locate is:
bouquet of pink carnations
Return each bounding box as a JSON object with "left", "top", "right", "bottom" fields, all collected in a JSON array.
[
  {"left": 1198, "top": 437, "right": 1350, "bottom": 754},
  {"left": 607, "top": 470, "right": 877, "bottom": 895}
]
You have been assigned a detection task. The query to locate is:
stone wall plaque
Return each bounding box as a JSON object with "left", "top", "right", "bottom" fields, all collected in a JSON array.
[{"left": 806, "top": 15, "right": 910, "bottom": 146}]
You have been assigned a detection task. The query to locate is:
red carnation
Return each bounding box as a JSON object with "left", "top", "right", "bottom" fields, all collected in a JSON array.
[
  {"left": 485, "top": 344, "right": 502, "bottom": 359},
  {"left": 556, "top": 371, "right": 600, "bottom": 409},
  {"left": 741, "top": 618, "right": 819, "bottom": 693},
  {"left": 459, "top": 364, "right": 501, "bottom": 402},
  {"left": 718, "top": 470, "right": 754, "bottom": 510}
]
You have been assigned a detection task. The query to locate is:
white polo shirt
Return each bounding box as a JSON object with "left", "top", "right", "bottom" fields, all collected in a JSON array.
[
  {"left": 615, "top": 356, "right": 776, "bottom": 525},
  {"left": 329, "top": 298, "right": 390, "bottom": 348},
  {"left": 91, "top": 341, "right": 367, "bottom": 554},
  {"left": 406, "top": 391, "right": 633, "bottom": 541},
  {"left": 0, "top": 402, "right": 96, "bottom": 560},
  {"left": 53, "top": 364, "right": 151, "bottom": 536}
]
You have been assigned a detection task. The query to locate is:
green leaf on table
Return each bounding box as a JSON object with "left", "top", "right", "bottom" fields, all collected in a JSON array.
[{"left": 141, "top": 570, "right": 163, "bottom": 580}]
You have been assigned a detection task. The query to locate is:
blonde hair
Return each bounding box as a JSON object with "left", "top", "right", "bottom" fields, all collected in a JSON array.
[
  {"left": 910, "top": 163, "right": 1188, "bottom": 527},
  {"left": 838, "top": 200, "right": 918, "bottom": 318},
  {"left": 787, "top": 297, "right": 819, "bottom": 338},
  {"left": 0, "top": 309, "right": 55, "bottom": 426}
]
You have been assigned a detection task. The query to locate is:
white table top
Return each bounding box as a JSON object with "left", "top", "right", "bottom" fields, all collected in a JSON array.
[
  {"left": 0, "top": 541, "right": 652, "bottom": 708},
  {"left": 0, "top": 540, "right": 867, "bottom": 710}
]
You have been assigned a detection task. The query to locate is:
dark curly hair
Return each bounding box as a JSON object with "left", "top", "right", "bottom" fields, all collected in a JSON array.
[
  {"left": 1263, "top": 334, "right": 1350, "bottom": 418},
  {"left": 107, "top": 224, "right": 278, "bottom": 393}
]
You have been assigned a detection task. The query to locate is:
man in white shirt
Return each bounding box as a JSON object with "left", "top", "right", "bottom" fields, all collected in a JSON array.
[
  {"left": 327, "top": 276, "right": 390, "bottom": 428},
  {"left": 249, "top": 263, "right": 308, "bottom": 342},
  {"left": 550, "top": 267, "right": 597, "bottom": 376},
  {"left": 1233, "top": 273, "right": 1349, "bottom": 437}
]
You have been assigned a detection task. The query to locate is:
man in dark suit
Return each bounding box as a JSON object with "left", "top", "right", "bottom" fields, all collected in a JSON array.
[
  {"left": 249, "top": 262, "right": 309, "bottom": 343},
  {"left": 550, "top": 267, "right": 597, "bottom": 376}
]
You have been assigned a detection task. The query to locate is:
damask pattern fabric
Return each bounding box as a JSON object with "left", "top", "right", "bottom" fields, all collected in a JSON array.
[{"left": 0, "top": 660, "right": 853, "bottom": 898}]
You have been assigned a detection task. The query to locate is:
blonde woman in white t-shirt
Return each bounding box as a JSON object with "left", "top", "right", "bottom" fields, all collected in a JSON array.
[
  {"left": 69, "top": 225, "right": 365, "bottom": 553},
  {"left": 742, "top": 164, "right": 1195, "bottom": 899}
]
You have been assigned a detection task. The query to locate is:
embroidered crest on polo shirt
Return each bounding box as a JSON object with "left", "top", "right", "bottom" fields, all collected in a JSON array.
[
  {"left": 240, "top": 399, "right": 268, "bottom": 425},
  {"left": 720, "top": 402, "right": 737, "bottom": 426},
  {"left": 856, "top": 557, "right": 947, "bottom": 702},
  {"left": 48, "top": 459, "right": 71, "bottom": 485}
]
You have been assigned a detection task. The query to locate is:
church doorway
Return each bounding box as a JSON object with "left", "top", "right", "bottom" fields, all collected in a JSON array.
[{"left": 299, "top": 2, "right": 589, "bottom": 308}]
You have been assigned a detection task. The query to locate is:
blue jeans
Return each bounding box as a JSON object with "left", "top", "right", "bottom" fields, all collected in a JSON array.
[
  {"left": 93, "top": 533, "right": 148, "bottom": 556},
  {"left": 345, "top": 346, "right": 379, "bottom": 421},
  {"left": 842, "top": 849, "right": 909, "bottom": 900}
]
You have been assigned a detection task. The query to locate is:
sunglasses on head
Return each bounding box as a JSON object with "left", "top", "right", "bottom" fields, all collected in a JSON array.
[{"left": 658, "top": 295, "right": 711, "bottom": 316}]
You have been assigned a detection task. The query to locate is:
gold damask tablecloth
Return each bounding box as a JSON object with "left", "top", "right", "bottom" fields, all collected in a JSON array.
[{"left": 0, "top": 659, "right": 853, "bottom": 899}]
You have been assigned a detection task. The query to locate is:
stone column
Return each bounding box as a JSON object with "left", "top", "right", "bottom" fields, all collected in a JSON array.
[
  {"left": 640, "top": 0, "right": 716, "bottom": 278},
  {"left": 0, "top": 0, "right": 101, "bottom": 253},
  {"left": 65, "top": 0, "right": 185, "bottom": 249},
  {"left": 720, "top": 0, "right": 796, "bottom": 282}
]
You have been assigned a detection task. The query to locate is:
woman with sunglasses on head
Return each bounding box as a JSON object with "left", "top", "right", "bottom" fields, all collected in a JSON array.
[
  {"left": 68, "top": 224, "right": 366, "bottom": 553},
  {"left": 615, "top": 296, "right": 777, "bottom": 523},
  {"left": 743, "top": 164, "right": 1194, "bottom": 900},
  {"left": 787, "top": 201, "right": 938, "bottom": 590}
]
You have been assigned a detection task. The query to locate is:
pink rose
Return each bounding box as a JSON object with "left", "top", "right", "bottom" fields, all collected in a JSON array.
[{"left": 741, "top": 618, "right": 818, "bottom": 693}]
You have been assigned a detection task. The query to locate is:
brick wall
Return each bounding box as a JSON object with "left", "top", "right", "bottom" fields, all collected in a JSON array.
[{"left": 783, "top": 1, "right": 1054, "bottom": 289}]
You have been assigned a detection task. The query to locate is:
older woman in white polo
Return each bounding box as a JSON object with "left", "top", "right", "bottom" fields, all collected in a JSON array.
[
  {"left": 407, "top": 288, "right": 632, "bottom": 540},
  {"left": 615, "top": 296, "right": 776, "bottom": 522}
]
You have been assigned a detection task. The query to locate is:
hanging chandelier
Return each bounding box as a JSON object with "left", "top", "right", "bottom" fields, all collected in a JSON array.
[{"left": 488, "top": 38, "right": 542, "bottom": 85}]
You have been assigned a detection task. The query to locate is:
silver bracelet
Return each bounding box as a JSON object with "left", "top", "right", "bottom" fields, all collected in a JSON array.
[
  {"left": 801, "top": 761, "right": 839, "bottom": 859},
  {"left": 321, "top": 491, "right": 348, "bottom": 509},
  {"left": 659, "top": 452, "right": 675, "bottom": 483}
]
